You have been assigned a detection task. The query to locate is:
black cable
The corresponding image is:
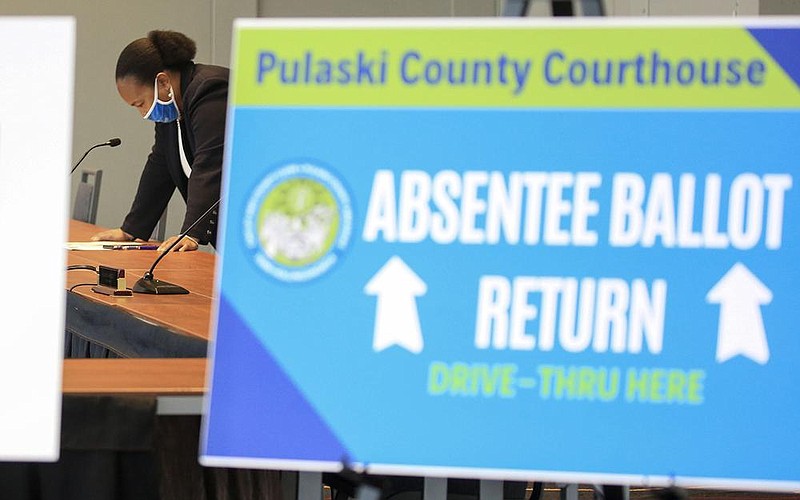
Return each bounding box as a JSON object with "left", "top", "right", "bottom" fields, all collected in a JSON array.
[
  {"left": 67, "top": 265, "right": 98, "bottom": 273},
  {"left": 69, "top": 283, "right": 96, "bottom": 292}
]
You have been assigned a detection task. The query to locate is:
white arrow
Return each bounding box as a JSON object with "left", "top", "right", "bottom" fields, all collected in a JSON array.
[
  {"left": 364, "top": 256, "right": 427, "bottom": 354},
  {"left": 706, "top": 262, "right": 772, "bottom": 365}
]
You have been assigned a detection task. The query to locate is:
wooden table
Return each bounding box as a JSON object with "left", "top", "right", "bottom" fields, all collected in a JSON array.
[
  {"left": 64, "top": 220, "right": 213, "bottom": 405},
  {"left": 62, "top": 357, "right": 207, "bottom": 416},
  {"left": 62, "top": 358, "right": 206, "bottom": 396},
  {"left": 66, "top": 219, "right": 216, "bottom": 342}
]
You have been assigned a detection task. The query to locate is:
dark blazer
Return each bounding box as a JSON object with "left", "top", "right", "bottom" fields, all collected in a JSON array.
[{"left": 121, "top": 63, "right": 228, "bottom": 246}]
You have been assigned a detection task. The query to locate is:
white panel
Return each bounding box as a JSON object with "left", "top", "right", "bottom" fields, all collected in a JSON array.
[{"left": 0, "top": 17, "right": 74, "bottom": 461}]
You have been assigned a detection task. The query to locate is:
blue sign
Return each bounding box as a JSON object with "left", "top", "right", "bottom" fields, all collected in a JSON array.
[{"left": 203, "top": 20, "right": 800, "bottom": 490}]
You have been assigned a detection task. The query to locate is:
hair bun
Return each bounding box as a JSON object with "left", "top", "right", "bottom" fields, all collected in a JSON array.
[{"left": 147, "top": 30, "right": 197, "bottom": 68}]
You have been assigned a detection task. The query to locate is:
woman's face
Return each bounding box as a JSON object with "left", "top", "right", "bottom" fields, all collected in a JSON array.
[{"left": 116, "top": 73, "right": 170, "bottom": 118}]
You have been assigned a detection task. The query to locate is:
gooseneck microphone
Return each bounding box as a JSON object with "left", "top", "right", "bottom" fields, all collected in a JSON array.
[
  {"left": 132, "top": 199, "right": 220, "bottom": 295},
  {"left": 69, "top": 138, "right": 122, "bottom": 174}
]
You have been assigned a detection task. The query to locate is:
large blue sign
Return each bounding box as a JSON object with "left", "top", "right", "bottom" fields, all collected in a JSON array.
[{"left": 203, "top": 20, "right": 800, "bottom": 490}]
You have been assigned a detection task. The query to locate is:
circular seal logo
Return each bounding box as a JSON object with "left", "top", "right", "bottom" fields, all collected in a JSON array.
[{"left": 244, "top": 163, "right": 353, "bottom": 282}]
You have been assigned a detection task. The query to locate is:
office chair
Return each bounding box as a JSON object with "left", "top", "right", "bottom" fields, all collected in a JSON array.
[{"left": 72, "top": 169, "right": 103, "bottom": 224}]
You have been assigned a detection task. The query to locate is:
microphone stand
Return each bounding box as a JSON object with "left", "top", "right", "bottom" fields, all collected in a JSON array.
[
  {"left": 132, "top": 200, "right": 220, "bottom": 295},
  {"left": 70, "top": 138, "right": 121, "bottom": 175}
]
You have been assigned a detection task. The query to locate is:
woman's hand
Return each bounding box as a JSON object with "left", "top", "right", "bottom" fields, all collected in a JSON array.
[
  {"left": 90, "top": 228, "right": 135, "bottom": 242},
  {"left": 157, "top": 235, "right": 199, "bottom": 252}
]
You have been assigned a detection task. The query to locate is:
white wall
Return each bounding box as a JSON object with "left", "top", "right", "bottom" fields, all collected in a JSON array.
[
  {"left": 761, "top": 0, "right": 800, "bottom": 14},
  {"left": 605, "top": 0, "right": 780, "bottom": 15},
  {"left": 258, "top": 0, "right": 500, "bottom": 17}
]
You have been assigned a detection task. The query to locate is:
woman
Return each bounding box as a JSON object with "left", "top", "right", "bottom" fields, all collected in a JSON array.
[{"left": 91, "top": 30, "right": 228, "bottom": 251}]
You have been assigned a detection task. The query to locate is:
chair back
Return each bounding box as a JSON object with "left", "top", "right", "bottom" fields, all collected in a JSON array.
[{"left": 72, "top": 169, "right": 102, "bottom": 224}]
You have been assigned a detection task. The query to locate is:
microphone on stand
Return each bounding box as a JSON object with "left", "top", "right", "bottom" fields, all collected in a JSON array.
[
  {"left": 132, "top": 200, "right": 220, "bottom": 295},
  {"left": 70, "top": 138, "right": 122, "bottom": 175}
]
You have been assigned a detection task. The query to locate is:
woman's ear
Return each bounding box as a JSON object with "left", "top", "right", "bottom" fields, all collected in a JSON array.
[{"left": 155, "top": 71, "right": 172, "bottom": 99}]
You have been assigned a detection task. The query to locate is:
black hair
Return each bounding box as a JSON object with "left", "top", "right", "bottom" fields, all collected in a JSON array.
[{"left": 115, "top": 30, "right": 197, "bottom": 83}]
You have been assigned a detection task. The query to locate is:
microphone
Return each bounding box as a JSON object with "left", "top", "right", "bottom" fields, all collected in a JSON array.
[
  {"left": 132, "top": 200, "right": 220, "bottom": 295},
  {"left": 70, "top": 138, "right": 122, "bottom": 174}
]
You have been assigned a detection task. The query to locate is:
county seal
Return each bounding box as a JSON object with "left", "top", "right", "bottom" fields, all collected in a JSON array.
[{"left": 244, "top": 163, "right": 353, "bottom": 282}]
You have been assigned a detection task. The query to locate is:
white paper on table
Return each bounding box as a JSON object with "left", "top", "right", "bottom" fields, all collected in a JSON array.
[{"left": 66, "top": 241, "right": 143, "bottom": 251}]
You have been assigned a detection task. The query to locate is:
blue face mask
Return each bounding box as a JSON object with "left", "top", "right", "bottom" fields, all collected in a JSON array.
[{"left": 143, "top": 76, "right": 179, "bottom": 123}]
